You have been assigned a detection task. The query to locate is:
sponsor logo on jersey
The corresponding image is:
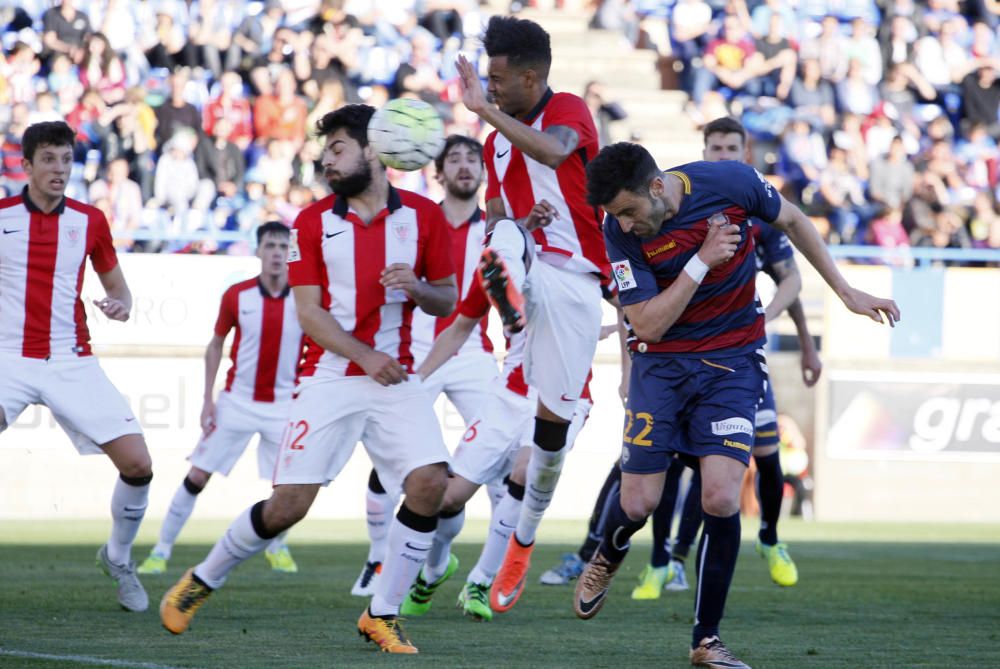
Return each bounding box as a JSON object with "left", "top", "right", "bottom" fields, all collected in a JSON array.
[
  {"left": 287, "top": 229, "right": 301, "bottom": 263},
  {"left": 644, "top": 239, "right": 676, "bottom": 259},
  {"left": 710, "top": 417, "right": 754, "bottom": 437},
  {"left": 612, "top": 259, "right": 636, "bottom": 291}
]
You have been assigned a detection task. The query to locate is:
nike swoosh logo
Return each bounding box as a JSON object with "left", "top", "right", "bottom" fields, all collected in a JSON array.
[
  {"left": 494, "top": 578, "right": 525, "bottom": 607},
  {"left": 560, "top": 394, "right": 576, "bottom": 402},
  {"left": 498, "top": 520, "right": 516, "bottom": 529},
  {"left": 240, "top": 309, "right": 254, "bottom": 315},
  {"left": 404, "top": 541, "right": 428, "bottom": 552},
  {"left": 2, "top": 228, "right": 20, "bottom": 234},
  {"left": 325, "top": 231, "right": 346, "bottom": 239},
  {"left": 125, "top": 418, "right": 136, "bottom": 422},
  {"left": 496, "top": 149, "right": 509, "bottom": 158},
  {"left": 576, "top": 589, "right": 607, "bottom": 615}
]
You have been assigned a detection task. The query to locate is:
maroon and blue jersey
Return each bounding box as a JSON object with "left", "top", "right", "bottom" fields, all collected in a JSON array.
[
  {"left": 752, "top": 218, "right": 793, "bottom": 281},
  {"left": 605, "top": 160, "right": 782, "bottom": 358}
]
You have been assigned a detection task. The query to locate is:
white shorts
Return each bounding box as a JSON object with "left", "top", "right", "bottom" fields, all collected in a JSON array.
[
  {"left": 423, "top": 351, "right": 498, "bottom": 425},
  {"left": 0, "top": 353, "right": 141, "bottom": 454},
  {"left": 451, "top": 383, "right": 535, "bottom": 485},
  {"left": 273, "top": 375, "right": 450, "bottom": 495},
  {"left": 523, "top": 262, "right": 602, "bottom": 420},
  {"left": 189, "top": 392, "right": 289, "bottom": 478}
]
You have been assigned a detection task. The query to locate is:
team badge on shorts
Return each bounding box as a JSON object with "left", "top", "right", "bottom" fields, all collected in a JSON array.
[{"left": 612, "top": 259, "right": 636, "bottom": 292}]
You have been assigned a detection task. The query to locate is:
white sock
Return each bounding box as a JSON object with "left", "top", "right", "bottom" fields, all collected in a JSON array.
[
  {"left": 370, "top": 510, "right": 436, "bottom": 617},
  {"left": 365, "top": 487, "right": 395, "bottom": 564},
  {"left": 469, "top": 493, "right": 522, "bottom": 585},
  {"left": 486, "top": 481, "right": 506, "bottom": 513},
  {"left": 194, "top": 505, "right": 270, "bottom": 589},
  {"left": 107, "top": 476, "right": 149, "bottom": 565},
  {"left": 153, "top": 483, "right": 199, "bottom": 560},
  {"left": 488, "top": 219, "right": 527, "bottom": 291},
  {"left": 424, "top": 509, "right": 465, "bottom": 583},
  {"left": 515, "top": 445, "right": 567, "bottom": 545},
  {"left": 266, "top": 530, "right": 290, "bottom": 554}
]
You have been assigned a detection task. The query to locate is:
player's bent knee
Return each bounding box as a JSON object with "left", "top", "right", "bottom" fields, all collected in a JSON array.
[
  {"left": 402, "top": 462, "right": 449, "bottom": 514},
  {"left": 701, "top": 486, "right": 740, "bottom": 517},
  {"left": 265, "top": 485, "right": 319, "bottom": 532},
  {"left": 620, "top": 495, "right": 656, "bottom": 522}
]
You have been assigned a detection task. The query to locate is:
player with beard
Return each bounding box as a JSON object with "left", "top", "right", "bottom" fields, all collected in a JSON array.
[
  {"left": 351, "top": 135, "right": 499, "bottom": 598},
  {"left": 161, "top": 105, "right": 458, "bottom": 655}
]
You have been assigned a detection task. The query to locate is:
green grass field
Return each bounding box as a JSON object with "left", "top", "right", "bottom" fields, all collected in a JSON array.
[{"left": 1, "top": 519, "right": 998, "bottom": 668}]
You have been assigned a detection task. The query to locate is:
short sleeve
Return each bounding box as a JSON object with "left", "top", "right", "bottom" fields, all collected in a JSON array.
[
  {"left": 288, "top": 206, "right": 324, "bottom": 287},
  {"left": 87, "top": 210, "right": 118, "bottom": 274},
  {"left": 541, "top": 94, "right": 597, "bottom": 149},
  {"left": 756, "top": 220, "right": 793, "bottom": 266},
  {"left": 603, "top": 215, "right": 659, "bottom": 306},
  {"left": 214, "top": 287, "right": 238, "bottom": 337},
  {"left": 484, "top": 132, "right": 501, "bottom": 202},
  {"left": 717, "top": 162, "right": 782, "bottom": 223},
  {"left": 458, "top": 281, "right": 490, "bottom": 319},
  {"left": 419, "top": 205, "right": 455, "bottom": 283}
]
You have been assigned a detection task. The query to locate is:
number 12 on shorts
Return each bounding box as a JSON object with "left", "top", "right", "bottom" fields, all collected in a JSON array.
[
  {"left": 282, "top": 420, "right": 309, "bottom": 451},
  {"left": 623, "top": 410, "right": 653, "bottom": 447}
]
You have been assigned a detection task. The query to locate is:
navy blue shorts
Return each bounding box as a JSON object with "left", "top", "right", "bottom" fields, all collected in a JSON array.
[
  {"left": 620, "top": 352, "right": 768, "bottom": 474},
  {"left": 753, "top": 381, "right": 780, "bottom": 450}
]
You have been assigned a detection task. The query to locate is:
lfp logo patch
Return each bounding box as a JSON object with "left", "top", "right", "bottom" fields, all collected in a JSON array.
[{"left": 612, "top": 259, "right": 636, "bottom": 292}]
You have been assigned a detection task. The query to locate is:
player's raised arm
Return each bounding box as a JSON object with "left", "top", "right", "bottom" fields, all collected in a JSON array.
[
  {"left": 293, "top": 284, "right": 407, "bottom": 386},
  {"left": 456, "top": 53, "right": 578, "bottom": 169},
  {"left": 95, "top": 265, "right": 133, "bottom": 322},
  {"left": 771, "top": 195, "right": 900, "bottom": 326}
]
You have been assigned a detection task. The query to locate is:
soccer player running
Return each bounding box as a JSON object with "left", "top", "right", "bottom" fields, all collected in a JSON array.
[
  {"left": 0, "top": 121, "right": 153, "bottom": 612},
  {"left": 351, "top": 135, "right": 498, "bottom": 597},
  {"left": 455, "top": 14, "right": 610, "bottom": 613},
  {"left": 574, "top": 141, "right": 899, "bottom": 668},
  {"left": 161, "top": 105, "right": 458, "bottom": 655},
  {"left": 139, "top": 222, "right": 304, "bottom": 576},
  {"left": 541, "top": 117, "right": 823, "bottom": 593}
]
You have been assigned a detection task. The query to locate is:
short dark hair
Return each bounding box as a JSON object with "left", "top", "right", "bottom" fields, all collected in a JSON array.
[
  {"left": 434, "top": 134, "right": 483, "bottom": 172},
  {"left": 586, "top": 142, "right": 659, "bottom": 207},
  {"left": 22, "top": 121, "right": 75, "bottom": 162},
  {"left": 256, "top": 220, "right": 290, "bottom": 244},
  {"left": 315, "top": 104, "right": 375, "bottom": 148},
  {"left": 702, "top": 117, "right": 746, "bottom": 145},
  {"left": 482, "top": 15, "right": 551, "bottom": 79}
]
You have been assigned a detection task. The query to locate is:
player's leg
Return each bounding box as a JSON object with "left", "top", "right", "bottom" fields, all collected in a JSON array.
[
  {"left": 352, "top": 468, "right": 395, "bottom": 595},
  {"left": 753, "top": 386, "right": 798, "bottom": 586},
  {"left": 399, "top": 474, "right": 478, "bottom": 616},
  {"left": 478, "top": 219, "right": 533, "bottom": 331},
  {"left": 139, "top": 466, "right": 212, "bottom": 574},
  {"left": 359, "top": 378, "right": 450, "bottom": 654},
  {"left": 254, "top": 418, "right": 302, "bottom": 575},
  {"left": 632, "top": 457, "right": 685, "bottom": 600},
  {"left": 540, "top": 461, "right": 621, "bottom": 586},
  {"left": 667, "top": 466, "right": 701, "bottom": 592}
]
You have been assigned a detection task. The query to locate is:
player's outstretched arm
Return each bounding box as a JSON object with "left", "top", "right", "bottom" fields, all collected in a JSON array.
[
  {"left": 417, "top": 314, "right": 479, "bottom": 381},
  {"left": 201, "top": 334, "right": 225, "bottom": 431},
  {"left": 95, "top": 265, "right": 133, "bottom": 322},
  {"left": 624, "top": 222, "right": 742, "bottom": 342},
  {"left": 787, "top": 298, "right": 822, "bottom": 386},
  {"left": 293, "top": 285, "right": 408, "bottom": 386},
  {"left": 456, "top": 54, "right": 579, "bottom": 169},
  {"left": 765, "top": 257, "right": 802, "bottom": 322},
  {"left": 771, "top": 196, "right": 900, "bottom": 327}
]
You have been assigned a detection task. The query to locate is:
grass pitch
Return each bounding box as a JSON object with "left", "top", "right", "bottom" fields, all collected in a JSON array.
[{"left": 0, "top": 519, "right": 998, "bottom": 668}]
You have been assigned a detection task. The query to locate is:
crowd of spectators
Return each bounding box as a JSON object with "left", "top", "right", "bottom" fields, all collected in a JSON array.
[
  {"left": 593, "top": 0, "right": 1000, "bottom": 259},
  {"left": 0, "top": 0, "right": 487, "bottom": 254}
]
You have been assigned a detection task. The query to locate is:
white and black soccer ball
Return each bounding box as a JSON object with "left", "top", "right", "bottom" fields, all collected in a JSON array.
[{"left": 367, "top": 98, "right": 446, "bottom": 172}]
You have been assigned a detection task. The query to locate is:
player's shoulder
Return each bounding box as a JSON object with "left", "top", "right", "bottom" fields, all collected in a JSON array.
[
  {"left": 549, "top": 91, "right": 588, "bottom": 111},
  {"left": 65, "top": 197, "right": 108, "bottom": 223},
  {"left": 294, "top": 195, "right": 335, "bottom": 228},
  {"left": 227, "top": 277, "right": 260, "bottom": 294},
  {"left": 0, "top": 193, "right": 24, "bottom": 212},
  {"left": 396, "top": 188, "right": 445, "bottom": 219}
]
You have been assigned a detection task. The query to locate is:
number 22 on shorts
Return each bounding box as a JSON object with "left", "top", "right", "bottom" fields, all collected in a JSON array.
[{"left": 623, "top": 410, "right": 653, "bottom": 447}]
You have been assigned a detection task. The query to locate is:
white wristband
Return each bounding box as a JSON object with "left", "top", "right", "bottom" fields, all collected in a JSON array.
[{"left": 683, "top": 253, "right": 709, "bottom": 284}]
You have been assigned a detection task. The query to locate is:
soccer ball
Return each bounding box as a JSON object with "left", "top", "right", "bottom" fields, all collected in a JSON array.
[{"left": 367, "top": 98, "right": 446, "bottom": 172}]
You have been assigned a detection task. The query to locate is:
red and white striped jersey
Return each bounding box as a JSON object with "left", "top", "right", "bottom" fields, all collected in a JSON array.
[
  {"left": 214, "top": 278, "right": 303, "bottom": 403},
  {"left": 289, "top": 186, "right": 455, "bottom": 379},
  {"left": 484, "top": 90, "right": 610, "bottom": 279},
  {"left": 411, "top": 207, "right": 492, "bottom": 365},
  {"left": 0, "top": 188, "right": 117, "bottom": 359}
]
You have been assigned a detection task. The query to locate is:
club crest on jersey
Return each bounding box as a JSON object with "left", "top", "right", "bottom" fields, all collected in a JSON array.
[
  {"left": 612, "top": 259, "right": 636, "bottom": 291},
  {"left": 65, "top": 227, "right": 81, "bottom": 246},
  {"left": 287, "top": 229, "right": 301, "bottom": 263},
  {"left": 708, "top": 212, "right": 730, "bottom": 227},
  {"left": 392, "top": 222, "right": 412, "bottom": 243}
]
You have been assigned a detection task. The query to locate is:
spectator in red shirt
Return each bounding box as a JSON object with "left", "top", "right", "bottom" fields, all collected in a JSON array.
[
  {"left": 79, "top": 33, "right": 127, "bottom": 106},
  {"left": 252, "top": 67, "right": 307, "bottom": 151},
  {"left": 203, "top": 71, "right": 254, "bottom": 151},
  {"left": 691, "top": 14, "right": 763, "bottom": 104}
]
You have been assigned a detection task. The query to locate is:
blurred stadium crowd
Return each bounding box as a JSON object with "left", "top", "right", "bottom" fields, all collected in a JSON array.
[{"left": 0, "top": 0, "right": 998, "bottom": 258}]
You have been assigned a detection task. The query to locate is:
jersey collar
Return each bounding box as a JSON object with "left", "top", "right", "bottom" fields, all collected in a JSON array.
[
  {"left": 257, "top": 277, "right": 291, "bottom": 299},
  {"left": 21, "top": 186, "right": 66, "bottom": 215},
  {"left": 331, "top": 184, "right": 403, "bottom": 221},
  {"left": 522, "top": 87, "right": 554, "bottom": 125}
]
